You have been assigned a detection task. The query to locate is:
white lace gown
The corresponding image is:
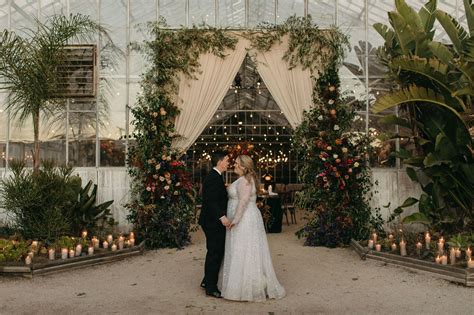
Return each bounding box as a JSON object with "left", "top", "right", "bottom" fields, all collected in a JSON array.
[{"left": 218, "top": 176, "right": 286, "bottom": 302}]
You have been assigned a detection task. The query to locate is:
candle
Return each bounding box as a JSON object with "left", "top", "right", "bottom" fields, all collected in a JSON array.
[
  {"left": 69, "top": 249, "right": 75, "bottom": 258},
  {"left": 466, "top": 247, "right": 472, "bottom": 260},
  {"left": 48, "top": 248, "right": 55, "bottom": 260},
  {"left": 61, "top": 248, "right": 68, "bottom": 259},
  {"left": 441, "top": 255, "right": 448, "bottom": 265},
  {"left": 368, "top": 239, "right": 374, "bottom": 249},
  {"left": 28, "top": 251, "right": 34, "bottom": 259},
  {"left": 400, "top": 240, "right": 407, "bottom": 256},
  {"left": 92, "top": 237, "right": 99, "bottom": 249},
  {"left": 75, "top": 244, "right": 82, "bottom": 257},
  {"left": 416, "top": 242, "right": 422, "bottom": 255},
  {"left": 424, "top": 232, "right": 431, "bottom": 249},
  {"left": 25, "top": 255, "right": 32, "bottom": 265},
  {"left": 455, "top": 248, "right": 461, "bottom": 258},
  {"left": 437, "top": 237, "right": 444, "bottom": 254},
  {"left": 391, "top": 243, "right": 397, "bottom": 251},
  {"left": 87, "top": 246, "right": 94, "bottom": 255},
  {"left": 31, "top": 240, "right": 38, "bottom": 252},
  {"left": 129, "top": 238, "right": 135, "bottom": 247},
  {"left": 129, "top": 232, "right": 135, "bottom": 239},
  {"left": 118, "top": 236, "right": 124, "bottom": 250},
  {"left": 435, "top": 255, "right": 441, "bottom": 264},
  {"left": 111, "top": 244, "right": 117, "bottom": 252},
  {"left": 372, "top": 233, "right": 378, "bottom": 243},
  {"left": 468, "top": 258, "right": 474, "bottom": 268},
  {"left": 103, "top": 240, "right": 109, "bottom": 249},
  {"left": 450, "top": 248, "right": 456, "bottom": 265},
  {"left": 107, "top": 234, "right": 113, "bottom": 244},
  {"left": 375, "top": 244, "right": 381, "bottom": 252},
  {"left": 81, "top": 230, "right": 88, "bottom": 238},
  {"left": 388, "top": 233, "right": 394, "bottom": 241}
]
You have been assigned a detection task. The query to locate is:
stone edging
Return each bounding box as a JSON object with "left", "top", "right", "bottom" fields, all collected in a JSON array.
[
  {"left": 350, "top": 239, "right": 474, "bottom": 287},
  {"left": 0, "top": 242, "right": 145, "bottom": 278}
]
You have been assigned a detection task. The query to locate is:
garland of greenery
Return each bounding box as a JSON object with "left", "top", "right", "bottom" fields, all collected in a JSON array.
[{"left": 126, "top": 16, "right": 353, "bottom": 249}]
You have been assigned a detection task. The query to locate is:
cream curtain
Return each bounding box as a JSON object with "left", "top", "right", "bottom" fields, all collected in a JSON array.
[
  {"left": 172, "top": 37, "right": 249, "bottom": 151},
  {"left": 250, "top": 36, "right": 314, "bottom": 128}
]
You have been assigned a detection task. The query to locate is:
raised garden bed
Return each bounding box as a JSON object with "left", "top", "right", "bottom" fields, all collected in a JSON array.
[
  {"left": 0, "top": 241, "right": 145, "bottom": 278},
  {"left": 351, "top": 239, "right": 474, "bottom": 287}
]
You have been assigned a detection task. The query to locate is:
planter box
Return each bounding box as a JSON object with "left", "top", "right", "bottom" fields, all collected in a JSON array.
[
  {"left": 0, "top": 242, "right": 144, "bottom": 278},
  {"left": 351, "top": 239, "right": 474, "bottom": 287}
]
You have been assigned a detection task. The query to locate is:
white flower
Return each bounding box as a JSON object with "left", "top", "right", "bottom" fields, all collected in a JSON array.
[
  {"left": 342, "top": 147, "right": 348, "bottom": 153},
  {"left": 166, "top": 156, "right": 172, "bottom": 161},
  {"left": 159, "top": 176, "right": 165, "bottom": 182},
  {"left": 333, "top": 125, "right": 340, "bottom": 131},
  {"left": 176, "top": 182, "right": 181, "bottom": 186},
  {"left": 161, "top": 154, "right": 167, "bottom": 160},
  {"left": 151, "top": 125, "right": 157, "bottom": 131},
  {"left": 164, "top": 185, "right": 170, "bottom": 190},
  {"left": 166, "top": 179, "right": 172, "bottom": 185},
  {"left": 321, "top": 157, "right": 326, "bottom": 161},
  {"left": 147, "top": 159, "right": 153, "bottom": 164},
  {"left": 354, "top": 162, "right": 360, "bottom": 168},
  {"left": 173, "top": 191, "right": 179, "bottom": 195},
  {"left": 317, "top": 115, "right": 324, "bottom": 121},
  {"left": 326, "top": 146, "right": 332, "bottom": 151},
  {"left": 160, "top": 196, "right": 165, "bottom": 199},
  {"left": 333, "top": 154, "right": 338, "bottom": 159},
  {"left": 146, "top": 186, "right": 152, "bottom": 192},
  {"left": 155, "top": 164, "right": 161, "bottom": 170},
  {"left": 328, "top": 99, "right": 335, "bottom": 105}
]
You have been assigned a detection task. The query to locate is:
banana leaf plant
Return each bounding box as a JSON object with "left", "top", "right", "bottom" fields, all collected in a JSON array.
[{"left": 372, "top": 0, "right": 474, "bottom": 232}]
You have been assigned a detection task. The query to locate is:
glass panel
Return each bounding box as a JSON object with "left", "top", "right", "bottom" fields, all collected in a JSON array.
[
  {"left": 368, "top": 0, "right": 394, "bottom": 26},
  {"left": 337, "top": 0, "right": 365, "bottom": 28},
  {"left": 100, "top": 79, "right": 126, "bottom": 166},
  {"left": 40, "top": 0, "right": 67, "bottom": 20},
  {"left": 218, "top": 0, "right": 244, "bottom": 27},
  {"left": 189, "top": 0, "right": 215, "bottom": 26},
  {"left": 11, "top": 0, "right": 38, "bottom": 32},
  {"left": 0, "top": 0, "right": 9, "bottom": 29},
  {"left": 130, "top": 0, "right": 156, "bottom": 43},
  {"left": 0, "top": 92, "right": 6, "bottom": 167},
  {"left": 248, "top": 0, "right": 275, "bottom": 27},
  {"left": 159, "top": 0, "right": 185, "bottom": 27},
  {"left": 277, "top": 0, "right": 304, "bottom": 23},
  {"left": 69, "top": 0, "right": 97, "bottom": 21},
  {"left": 68, "top": 112, "right": 96, "bottom": 166},
  {"left": 308, "top": 0, "right": 336, "bottom": 27}
]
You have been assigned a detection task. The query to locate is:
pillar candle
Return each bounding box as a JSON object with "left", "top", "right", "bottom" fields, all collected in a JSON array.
[
  {"left": 111, "top": 244, "right": 117, "bottom": 252},
  {"left": 31, "top": 241, "right": 38, "bottom": 252},
  {"left": 375, "top": 244, "right": 381, "bottom": 252},
  {"left": 118, "top": 236, "right": 124, "bottom": 250},
  {"left": 435, "top": 255, "right": 441, "bottom": 264},
  {"left": 61, "top": 248, "right": 68, "bottom": 259},
  {"left": 391, "top": 243, "right": 397, "bottom": 251},
  {"left": 129, "top": 238, "right": 135, "bottom": 247},
  {"left": 388, "top": 233, "right": 394, "bottom": 241},
  {"left": 416, "top": 242, "right": 422, "bottom": 255},
  {"left": 468, "top": 258, "right": 474, "bottom": 268},
  {"left": 92, "top": 237, "right": 99, "bottom": 249},
  {"left": 81, "top": 230, "right": 88, "bottom": 238},
  {"left": 372, "top": 233, "right": 377, "bottom": 243},
  {"left": 455, "top": 248, "right": 461, "bottom": 258},
  {"left": 75, "top": 244, "right": 82, "bottom": 257},
  {"left": 450, "top": 248, "right": 456, "bottom": 265},
  {"left": 107, "top": 234, "right": 113, "bottom": 244},
  {"left": 69, "top": 249, "right": 75, "bottom": 258},
  {"left": 129, "top": 232, "right": 135, "bottom": 239},
  {"left": 437, "top": 237, "right": 444, "bottom": 253},
  {"left": 441, "top": 255, "right": 448, "bottom": 265},
  {"left": 88, "top": 246, "right": 94, "bottom": 255},
  {"left": 466, "top": 247, "right": 472, "bottom": 260},
  {"left": 400, "top": 240, "right": 407, "bottom": 256},
  {"left": 368, "top": 239, "right": 374, "bottom": 249},
  {"left": 425, "top": 232, "right": 431, "bottom": 250},
  {"left": 48, "top": 248, "right": 55, "bottom": 260},
  {"left": 103, "top": 240, "right": 109, "bottom": 249},
  {"left": 25, "top": 255, "right": 32, "bottom": 265}
]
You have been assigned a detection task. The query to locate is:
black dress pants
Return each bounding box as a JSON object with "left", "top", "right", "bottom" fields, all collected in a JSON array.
[{"left": 202, "top": 225, "right": 226, "bottom": 292}]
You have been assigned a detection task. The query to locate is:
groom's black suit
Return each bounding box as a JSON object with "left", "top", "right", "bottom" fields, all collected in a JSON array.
[{"left": 199, "top": 168, "right": 228, "bottom": 293}]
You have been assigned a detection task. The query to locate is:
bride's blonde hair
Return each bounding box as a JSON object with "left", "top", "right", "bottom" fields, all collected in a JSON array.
[{"left": 236, "top": 155, "right": 259, "bottom": 192}]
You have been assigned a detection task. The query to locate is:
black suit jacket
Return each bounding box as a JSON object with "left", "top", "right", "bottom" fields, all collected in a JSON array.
[{"left": 198, "top": 169, "right": 228, "bottom": 228}]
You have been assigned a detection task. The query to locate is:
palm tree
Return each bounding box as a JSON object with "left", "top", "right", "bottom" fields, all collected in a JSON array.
[{"left": 0, "top": 13, "right": 112, "bottom": 169}]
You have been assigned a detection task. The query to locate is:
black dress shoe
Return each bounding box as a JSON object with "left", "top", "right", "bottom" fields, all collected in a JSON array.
[
  {"left": 200, "top": 280, "right": 206, "bottom": 289},
  {"left": 206, "top": 290, "right": 222, "bottom": 298}
]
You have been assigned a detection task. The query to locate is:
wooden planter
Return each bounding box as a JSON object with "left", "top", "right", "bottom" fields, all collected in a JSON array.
[
  {"left": 0, "top": 242, "right": 145, "bottom": 278},
  {"left": 351, "top": 239, "right": 474, "bottom": 287}
]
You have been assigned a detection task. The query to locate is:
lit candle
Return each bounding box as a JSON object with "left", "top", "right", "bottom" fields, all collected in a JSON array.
[
  {"left": 391, "top": 243, "right": 397, "bottom": 251},
  {"left": 111, "top": 244, "right": 117, "bottom": 252},
  {"left": 400, "top": 240, "right": 407, "bottom": 256},
  {"left": 388, "top": 233, "right": 394, "bottom": 241},
  {"left": 129, "top": 232, "right": 135, "bottom": 239},
  {"left": 25, "top": 255, "right": 32, "bottom": 265},
  {"left": 28, "top": 251, "right": 34, "bottom": 259},
  {"left": 103, "top": 240, "right": 109, "bottom": 249},
  {"left": 368, "top": 239, "right": 374, "bottom": 249},
  {"left": 118, "top": 236, "right": 124, "bottom": 250},
  {"left": 466, "top": 247, "right": 472, "bottom": 260},
  {"left": 129, "top": 238, "right": 135, "bottom": 247},
  {"left": 69, "top": 249, "right": 75, "bottom": 258},
  {"left": 450, "top": 248, "right": 456, "bottom": 265},
  {"left": 441, "top": 255, "right": 448, "bottom": 265},
  {"left": 435, "top": 255, "right": 441, "bottom": 264},
  {"left": 437, "top": 237, "right": 444, "bottom": 254},
  {"left": 88, "top": 246, "right": 94, "bottom": 255},
  {"left": 92, "top": 236, "right": 99, "bottom": 249},
  {"left": 455, "top": 248, "right": 461, "bottom": 258},
  {"left": 48, "top": 248, "right": 55, "bottom": 260},
  {"left": 107, "top": 234, "right": 113, "bottom": 244},
  {"left": 375, "top": 244, "right": 381, "bottom": 252},
  {"left": 75, "top": 244, "right": 82, "bottom": 257},
  {"left": 61, "top": 248, "right": 68, "bottom": 259},
  {"left": 416, "top": 242, "right": 422, "bottom": 255},
  {"left": 81, "top": 230, "right": 88, "bottom": 238},
  {"left": 424, "top": 232, "right": 431, "bottom": 249},
  {"left": 372, "top": 233, "right": 378, "bottom": 243},
  {"left": 468, "top": 258, "right": 474, "bottom": 268},
  {"left": 31, "top": 241, "right": 38, "bottom": 252}
]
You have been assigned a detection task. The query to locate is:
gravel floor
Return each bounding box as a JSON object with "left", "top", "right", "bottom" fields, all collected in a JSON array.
[{"left": 1, "top": 217, "right": 473, "bottom": 314}]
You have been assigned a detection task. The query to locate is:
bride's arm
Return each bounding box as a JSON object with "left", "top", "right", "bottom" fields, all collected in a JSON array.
[{"left": 231, "top": 178, "right": 252, "bottom": 225}]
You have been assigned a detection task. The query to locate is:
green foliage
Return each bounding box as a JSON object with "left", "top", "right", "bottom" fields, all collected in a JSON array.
[
  {"left": 294, "top": 62, "right": 383, "bottom": 247},
  {"left": 0, "top": 239, "right": 28, "bottom": 262},
  {"left": 0, "top": 160, "right": 114, "bottom": 241},
  {"left": 373, "top": 0, "right": 474, "bottom": 233}
]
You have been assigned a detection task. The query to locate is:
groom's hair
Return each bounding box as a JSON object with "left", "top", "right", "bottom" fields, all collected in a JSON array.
[{"left": 211, "top": 150, "right": 228, "bottom": 167}]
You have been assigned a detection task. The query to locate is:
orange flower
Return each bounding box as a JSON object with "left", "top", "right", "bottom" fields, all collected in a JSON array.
[{"left": 335, "top": 139, "right": 342, "bottom": 145}]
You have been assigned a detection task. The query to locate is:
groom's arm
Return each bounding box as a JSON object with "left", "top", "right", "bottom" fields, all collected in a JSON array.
[{"left": 203, "top": 174, "right": 227, "bottom": 224}]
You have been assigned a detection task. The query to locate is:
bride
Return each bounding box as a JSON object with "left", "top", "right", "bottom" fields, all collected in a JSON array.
[{"left": 219, "top": 155, "right": 285, "bottom": 302}]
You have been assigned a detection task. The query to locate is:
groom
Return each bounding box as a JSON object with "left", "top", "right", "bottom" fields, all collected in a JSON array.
[{"left": 198, "top": 150, "right": 230, "bottom": 298}]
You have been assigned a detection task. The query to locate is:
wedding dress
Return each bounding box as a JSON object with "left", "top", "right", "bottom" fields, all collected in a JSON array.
[{"left": 219, "top": 176, "right": 286, "bottom": 302}]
